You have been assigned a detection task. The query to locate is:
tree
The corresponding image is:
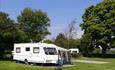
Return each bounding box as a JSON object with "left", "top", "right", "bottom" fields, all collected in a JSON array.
[
  {"left": 0, "top": 12, "right": 16, "bottom": 58},
  {"left": 80, "top": 34, "right": 94, "bottom": 54},
  {"left": 17, "top": 8, "right": 50, "bottom": 42},
  {"left": 42, "top": 39, "right": 53, "bottom": 44},
  {"left": 64, "top": 19, "right": 77, "bottom": 48},
  {"left": 80, "top": 0, "right": 115, "bottom": 54},
  {"left": 55, "top": 33, "right": 68, "bottom": 48},
  {"left": 0, "top": 12, "right": 28, "bottom": 59}
]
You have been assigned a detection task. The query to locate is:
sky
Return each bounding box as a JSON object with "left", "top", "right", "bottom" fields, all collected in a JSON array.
[{"left": 0, "top": 0, "right": 102, "bottom": 39}]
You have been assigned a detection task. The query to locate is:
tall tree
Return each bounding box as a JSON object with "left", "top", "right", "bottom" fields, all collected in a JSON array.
[
  {"left": 17, "top": 8, "right": 50, "bottom": 42},
  {"left": 55, "top": 33, "right": 68, "bottom": 48},
  {"left": 64, "top": 19, "right": 77, "bottom": 48},
  {"left": 80, "top": 34, "right": 94, "bottom": 54},
  {"left": 0, "top": 12, "right": 28, "bottom": 59},
  {"left": 80, "top": 0, "right": 115, "bottom": 54},
  {"left": 0, "top": 12, "right": 16, "bottom": 58}
]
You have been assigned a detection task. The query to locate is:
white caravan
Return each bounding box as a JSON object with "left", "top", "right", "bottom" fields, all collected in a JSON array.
[
  {"left": 69, "top": 48, "right": 79, "bottom": 54},
  {"left": 13, "top": 43, "right": 70, "bottom": 64}
]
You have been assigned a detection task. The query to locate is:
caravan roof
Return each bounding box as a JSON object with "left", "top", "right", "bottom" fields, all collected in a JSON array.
[
  {"left": 14, "top": 43, "right": 56, "bottom": 48},
  {"left": 14, "top": 43, "right": 68, "bottom": 51}
]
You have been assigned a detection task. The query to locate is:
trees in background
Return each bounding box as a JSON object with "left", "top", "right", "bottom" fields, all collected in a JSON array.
[
  {"left": 0, "top": 12, "right": 30, "bottom": 58},
  {"left": 54, "top": 19, "right": 78, "bottom": 49},
  {"left": 0, "top": 12, "right": 25, "bottom": 58},
  {"left": 80, "top": 0, "right": 115, "bottom": 54},
  {"left": 1, "top": 0, "right": 115, "bottom": 58},
  {"left": 80, "top": 34, "right": 94, "bottom": 55},
  {"left": 55, "top": 33, "right": 68, "bottom": 48},
  {"left": 17, "top": 8, "right": 50, "bottom": 42},
  {"left": 54, "top": 0, "right": 115, "bottom": 55},
  {"left": 0, "top": 12, "right": 15, "bottom": 58},
  {"left": 64, "top": 19, "right": 78, "bottom": 49},
  {"left": 0, "top": 8, "right": 50, "bottom": 59}
]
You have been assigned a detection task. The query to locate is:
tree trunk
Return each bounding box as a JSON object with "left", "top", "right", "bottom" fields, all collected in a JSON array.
[{"left": 102, "top": 46, "right": 107, "bottom": 56}]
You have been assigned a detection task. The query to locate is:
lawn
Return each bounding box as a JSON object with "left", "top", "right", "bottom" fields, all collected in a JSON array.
[{"left": 0, "top": 57, "right": 115, "bottom": 70}]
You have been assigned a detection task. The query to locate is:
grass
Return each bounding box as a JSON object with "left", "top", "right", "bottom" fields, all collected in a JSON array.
[
  {"left": 0, "top": 57, "right": 115, "bottom": 70},
  {"left": 0, "top": 61, "right": 53, "bottom": 70}
]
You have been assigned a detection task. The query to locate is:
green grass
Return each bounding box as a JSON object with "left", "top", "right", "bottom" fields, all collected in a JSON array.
[
  {"left": 0, "top": 57, "right": 115, "bottom": 70},
  {"left": 65, "top": 57, "right": 115, "bottom": 70},
  {"left": 0, "top": 61, "right": 53, "bottom": 70}
]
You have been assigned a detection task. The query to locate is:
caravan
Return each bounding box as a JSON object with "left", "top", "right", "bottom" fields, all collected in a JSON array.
[{"left": 13, "top": 43, "right": 70, "bottom": 64}]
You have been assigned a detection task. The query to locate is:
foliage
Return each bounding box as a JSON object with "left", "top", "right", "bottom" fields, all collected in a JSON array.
[
  {"left": 55, "top": 33, "right": 68, "bottom": 48},
  {"left": 0, "top": 12, "right": 16, "bottom": 58},
  {"left": 0, "top": 12, "right": 28, "bottom": 59},
  {"left": 80, "top": 0, "right": 115, "bottom": 54},
  {"left": 17, "top": 8, "right": 50, "bottom": 42},
  {"left": 64, "top": 19, "right": 77, "bottom": 48},
  {"left": 0, "top": 8, "right": 51, "bottom": 58},
  {"left": 42, "top": 39, "right": 53, "bottom": 44},
  {"left": 74, "top": 39, "right": 81, "bottom": 48}
]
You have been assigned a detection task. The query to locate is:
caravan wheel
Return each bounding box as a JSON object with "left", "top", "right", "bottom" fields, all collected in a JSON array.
[{"left": 24, "top": 59, "right": 29, "bottom": 64}]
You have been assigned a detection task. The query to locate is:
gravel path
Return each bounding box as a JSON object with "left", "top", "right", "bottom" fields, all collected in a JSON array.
[{"left": 74, "top": 60, "right": 110, "bottom": 64}]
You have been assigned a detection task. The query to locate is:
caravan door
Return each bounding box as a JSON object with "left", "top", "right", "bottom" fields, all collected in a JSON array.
[
  {"left": 43, "top": 47, "right": 58, "bottom": 64},
  {"left": 30, "top": 47, "right": 45, "bottom": 63},
  {"left": 24, "top": 47, "right": 31, "bottom": 61}
]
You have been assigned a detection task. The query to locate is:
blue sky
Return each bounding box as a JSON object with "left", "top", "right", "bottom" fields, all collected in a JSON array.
[{"left": 0, "top": 0, "right": 102, "bottom": 39}]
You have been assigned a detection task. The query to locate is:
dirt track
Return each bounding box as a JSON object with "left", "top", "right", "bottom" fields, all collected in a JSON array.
[{"left": 73, "top": 60, "right": 110, "bottom": 64}]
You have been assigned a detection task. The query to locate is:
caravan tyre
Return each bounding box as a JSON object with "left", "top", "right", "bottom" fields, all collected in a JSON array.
[{"left": 24, "top": 59, "right": 29, "bottom": 64}]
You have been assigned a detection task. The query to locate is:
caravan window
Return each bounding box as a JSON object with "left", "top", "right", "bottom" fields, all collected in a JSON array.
[
  {"left": 33, "top": 47, "right": 39, "bottom": 53},
  {"left": 72, "top": 51, "right": 78, "bottom": 54},
  {"left": 16, "top": 47, "right": 21, "bottom": 53},
  {"left": 44, "top": 47, "right": 57, "bottom": 55},
  {"left": 26, "top": 47, "right": 30, "bottom": 51}
]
